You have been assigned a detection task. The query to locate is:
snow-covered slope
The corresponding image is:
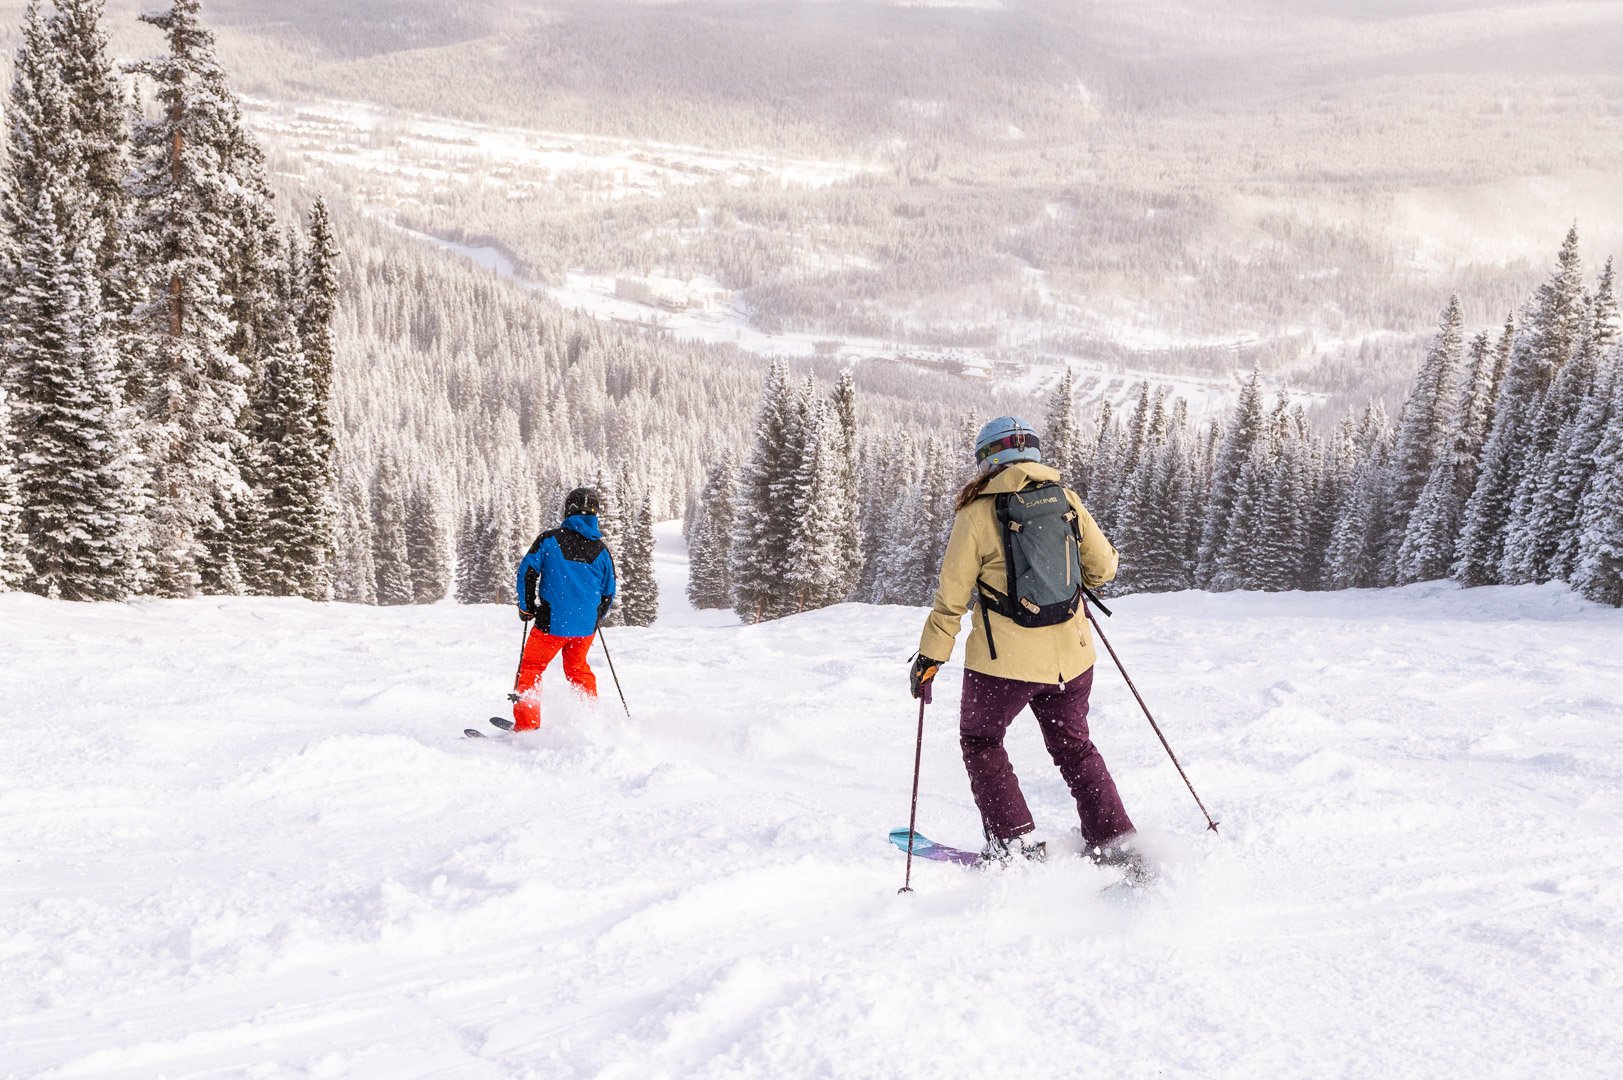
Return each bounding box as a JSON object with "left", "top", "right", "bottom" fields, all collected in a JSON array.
[{"left": 3, "top": 537, "right": 1622, "bottom": 1077}]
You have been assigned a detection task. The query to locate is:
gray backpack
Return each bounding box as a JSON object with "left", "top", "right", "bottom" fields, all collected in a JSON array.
[{"left": 976, "top": 482, "right": 1085, "bottom": 639}]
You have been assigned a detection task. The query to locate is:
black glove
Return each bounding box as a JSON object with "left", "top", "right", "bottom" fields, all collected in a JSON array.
[
  {"left": 597, "top": 596, "right": 614, "bottom": 626},
  {"left": 518, "top": 608, "right": 534, "bottom": 623},
  {"left": 910, "top": 655, "right": 943, "bottom": 703}
]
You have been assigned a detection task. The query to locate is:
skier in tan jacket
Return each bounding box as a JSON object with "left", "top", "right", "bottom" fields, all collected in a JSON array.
[{"left": 912, "top": 416, "right": 1149, "bottom": 877}]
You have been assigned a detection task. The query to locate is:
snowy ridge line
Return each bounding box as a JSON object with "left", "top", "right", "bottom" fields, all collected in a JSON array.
[{"left": 2, "top": 573, "right": 1622, "bottom": 1076}]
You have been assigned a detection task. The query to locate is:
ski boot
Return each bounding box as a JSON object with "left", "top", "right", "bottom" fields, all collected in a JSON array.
[
  {"left": 1081, "top": 834, "right": 1157, "bottom": 887},
  {"left": 979, "top": 831, "right": 1048, "bottom": 867}
]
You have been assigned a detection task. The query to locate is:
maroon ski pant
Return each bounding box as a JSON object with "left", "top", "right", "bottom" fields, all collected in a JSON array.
[{"left": 959, "top": 666, "right": 1135, "bottom": 846}]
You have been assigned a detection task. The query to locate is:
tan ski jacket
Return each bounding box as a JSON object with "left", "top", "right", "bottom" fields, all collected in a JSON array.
[{"left": 917, "top": 461, "right": 1118, "bottom": 685}]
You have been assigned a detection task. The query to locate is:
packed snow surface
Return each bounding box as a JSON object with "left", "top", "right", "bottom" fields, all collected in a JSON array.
[{"left": 4, "top": 534, "right": 1623, "bottom": 1077}]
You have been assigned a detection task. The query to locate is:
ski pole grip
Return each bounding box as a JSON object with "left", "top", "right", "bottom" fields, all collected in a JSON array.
[{"left": 1082, "top": 584, "right": 1113, "bottom": 618}]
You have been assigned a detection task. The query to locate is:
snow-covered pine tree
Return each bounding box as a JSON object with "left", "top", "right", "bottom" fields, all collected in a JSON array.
[
  {"left": 619, "top": 494, "right": 658, "bottom": 626},
  {"left": 6, "top": 182, "right": 144, "bottom": 600},
  {"left": 1490, "top": 230, "right": 1589, "bottom": 585},
  {"left": 871, "top": 438, "right": 960, "bottom": 607},
  {"left": 230, "top": 439, "right": 271, "bottom": 592},
  {"left": 0, "top": 385, "right": 29, "bottom": 589},
  {"left": 1508, "top": 345, "right": 1599, "bottom": 584},
  {"left": 332, "top": 474, "right": 377, "bottom": 605},
  {"left": 1251, "top": 433, "right": 1309, "bottom": 592},
  {"left": 685, "top": 455, "right": 735, "bottom": 609},
  {"left": 124, "top": 0, "right": 252, "bottom": 596},
  {"left": 1395, "top": 459, "right": 1459, "bottom": 584},
  {"left": 1384, "top": 295, "right": 1464, "bottom": 580},
  {"left": 1183, "top": 425, "right": 1210, "bottom": 574},
  {"left": 1324, "top": 404, "right": 1393, "bottom": 590},
  {"left": 1109, "top": 442, "right": 1159, "bottom": 593},
  {"left": 831, "top": 368, "right": 863, "bottom": 598},
  {"left": 1113, "top": 425, "right": 1195, "bottom": 594},
  {"left": 1095, "top": 383, "right": 1153, "bottom": 535},
  {"left": 3, "top": 0, "right": 130, "bottom": 318},
  {"left": 453, "top": 496, "right": 492, "bottom": 607},
  {"left": 236, "top": 231, "right": 304, "bottom": 596},
  {"left": 1448, "top": 332, "right": 1503, "bottom": 484},
  {"left": 405, "top": 470, "right": 451, "bottom": 603},
  {"left": 1, "top": 1, "right": 145, "bottom": 600},
  {"left": 1152, "top": 431, "right": 1199, "bottom": 592},
  {"left": 298, "top": 199, "right": 339, "bottom": 581},
  {"left": 50, "top": 0, "right": 127, "bottom": 285},
  {"left": 1394, "top": 332, "right": 1500, "bottom": 585},
  {"left": 1571, "top": 372, "right": 1623, "bottom": 607},
  {"left": 1118, "top": 383, "right": 1153, "bottom": 486},
  {"left": 1146, "top": 387, "right": 1171, "bottom": 451},
  {"left": 1298, "top": 422, "right": 1345, "bottom": 587},
  {"left": 1455, "top": 326, "right": 1543, "bottom": 586},
  {"left": 1500, "top": 279, "right": 1607, "bottom": 584},
  {"left": 731, "top": 360, "right": 796, "bottom": 622},
  {"left": 870, "top": 482, "right": 928, "bottom": 606},
  {"left": 786, "top": 401, "right": 846, "bottom": 611},
  {"left": 1043, "top": 367, "right": 1079, "bottom": 486},
  {"left": 591, "top": 467, "right": 625, "bottom": 625},
  {"left": 2, "top": 2, "right": 69, "bottom": 269},
  {"left": 256, "top": 230, "right": 334, "bottom": 598},
  {"left": 1535, "top": 261, "right": 1621, "bottom": 582},
  {"left": 1086, "top": 399, "right": 1121, "bottom": 529},
  {"left": 852, "top": 440, "right": 905, "bottom": 604},
  {"left": 1196, "top": 370, "right": 1264, "bottom": 586},
  {"left": 470, "top": 475, "right": 530, "bottom": 607},
  {"left": 1210, "top": 438, "right": 1271, "bottom": 592},
  {"left": 369, "top": 453, "right": 412, "bottom": 605}
]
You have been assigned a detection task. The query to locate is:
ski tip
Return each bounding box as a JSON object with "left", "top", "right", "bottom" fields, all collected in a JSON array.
[
  {"left": 489, "top": 716, "right": 516, "bottom": 731},
  {"left": 463, "top": 729, "right": 486, "bottom": 738}
]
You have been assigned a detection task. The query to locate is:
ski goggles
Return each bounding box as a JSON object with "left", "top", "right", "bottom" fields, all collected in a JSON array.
[{"left": 975, "top": 432, "right": 1040, "bottom": 464}]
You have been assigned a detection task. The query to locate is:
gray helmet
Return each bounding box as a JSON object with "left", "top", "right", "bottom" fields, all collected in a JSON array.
[{"left": 974, "top": 416, "right": 1042, "bottom": 471}]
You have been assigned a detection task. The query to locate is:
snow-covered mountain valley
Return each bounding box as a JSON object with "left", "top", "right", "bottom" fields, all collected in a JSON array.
[{"left": 3, "top": 526, "right": 1621, "bottom": 1078}]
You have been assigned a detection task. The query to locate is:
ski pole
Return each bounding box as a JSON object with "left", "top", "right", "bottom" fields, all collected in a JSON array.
[
  {"left": 596, "top": 627, "right": 632, "bottom": 719},
  {"left": 899, "top": 695, "right": 927, "bottom": 894},
  {"left": 508, "top": 618, "right": 532, "bottom": 704},
  {"left": 1084, "top": 604, "right": 1221, "bottom": 836}
]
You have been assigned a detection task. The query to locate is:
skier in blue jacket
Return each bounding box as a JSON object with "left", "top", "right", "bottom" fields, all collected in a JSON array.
[{"left": 511, "top": 488, "right": 617, "bottom": 730}]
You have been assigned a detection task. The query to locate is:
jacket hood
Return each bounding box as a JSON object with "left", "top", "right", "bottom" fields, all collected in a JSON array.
[
  {"left": 982, "top": 460, "right": 1061, "bottom": 495},
  {"left": 561, "top": 513, "right": 603, "bottom": 540}
]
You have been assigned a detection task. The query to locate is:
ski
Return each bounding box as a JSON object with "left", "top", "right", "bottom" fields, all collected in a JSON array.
[
  {"left": 888, "top": 827, "right": 981, "bottom": 866},
  {"left": 888, "top": 827, "right": 1150, "bottom": 893},
  {"left": 464, "top": 718, "right": 516, "bottom": 739}
]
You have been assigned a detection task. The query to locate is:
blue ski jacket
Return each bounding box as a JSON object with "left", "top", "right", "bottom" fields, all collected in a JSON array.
[{"left": 515, "top": 514, "right": 617, "bottom": 637}]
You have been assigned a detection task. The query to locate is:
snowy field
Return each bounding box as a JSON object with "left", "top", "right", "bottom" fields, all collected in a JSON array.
[{"left": 4, "top": 528, "right": 1623, "bottom": 1078}]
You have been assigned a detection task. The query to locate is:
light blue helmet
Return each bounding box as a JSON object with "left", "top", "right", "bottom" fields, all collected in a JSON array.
[{"left": 974, "top": 416, "right": 1042, "bottom": 471}]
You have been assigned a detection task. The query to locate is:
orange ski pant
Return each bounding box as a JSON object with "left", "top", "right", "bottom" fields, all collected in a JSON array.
[{"left": 513, "top": 629, "right": 598, "bottom": 731}]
